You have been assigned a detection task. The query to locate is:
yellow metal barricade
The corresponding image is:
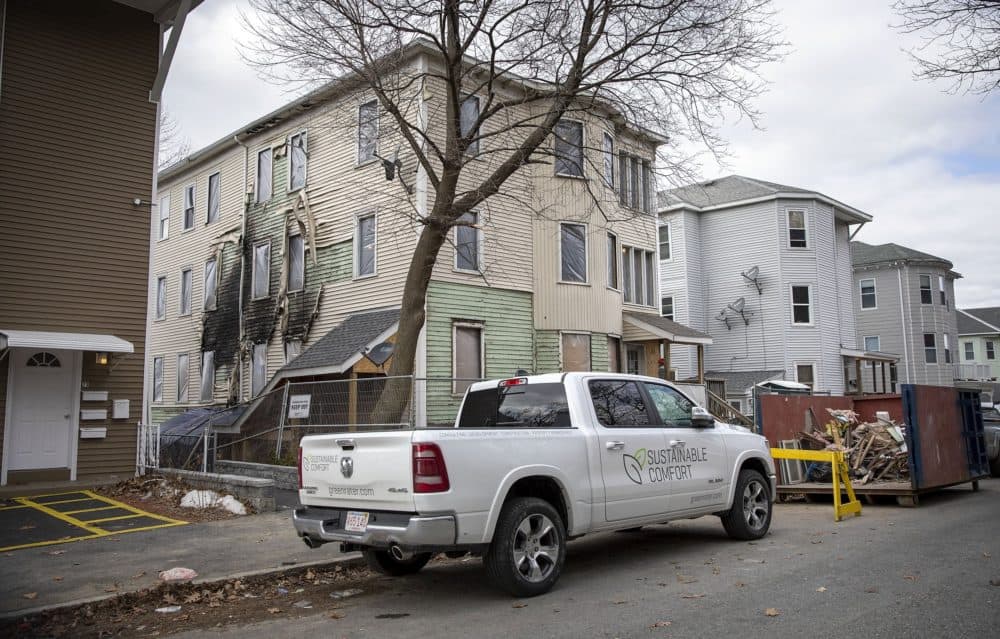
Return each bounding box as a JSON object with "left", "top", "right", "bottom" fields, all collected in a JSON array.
[{"left": 770, "top": 448, "right": 862, "bottom": 521}]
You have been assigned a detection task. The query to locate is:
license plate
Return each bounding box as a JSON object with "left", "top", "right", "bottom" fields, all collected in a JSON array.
[{"left": 344, "top": 511, "right": 369, "bottom": 533}]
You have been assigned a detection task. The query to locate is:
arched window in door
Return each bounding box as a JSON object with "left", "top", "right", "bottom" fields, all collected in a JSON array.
[{"left": 26, "top": 352, "right": 61, "bottom": 367}]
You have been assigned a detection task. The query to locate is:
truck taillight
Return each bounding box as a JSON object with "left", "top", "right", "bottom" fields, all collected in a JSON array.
[
  {"left": 412, "top": 443, "right": 450, "bottom": 493},
  {"left": 297, "top": 446, "right": 303, "bottom": 490},
  {"left": 499, "top": 377, "right": 527, "bottom": 388}
]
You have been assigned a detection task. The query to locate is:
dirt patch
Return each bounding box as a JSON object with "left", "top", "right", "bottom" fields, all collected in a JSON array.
[
  {"left": 93, "top": 476, "right": 250, "bottom": 524},
  {"left": 1, "top": 562, "right": 380, "bottom": 638}
]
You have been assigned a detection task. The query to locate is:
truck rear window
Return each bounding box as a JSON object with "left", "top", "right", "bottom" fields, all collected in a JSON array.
[{"left": 458, "top": 383, "right": 571, "bottom": 428}]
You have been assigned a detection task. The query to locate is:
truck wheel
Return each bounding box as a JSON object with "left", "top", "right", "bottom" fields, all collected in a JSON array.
[
  {"left": 362, "top": 549, "right": 433, "bottom": 576},
  {"left": 484, "top": 497, "right": 566, "bottom": 597},
  {"left": 721, "top": 469, "right": 772, "bottom": 540}
]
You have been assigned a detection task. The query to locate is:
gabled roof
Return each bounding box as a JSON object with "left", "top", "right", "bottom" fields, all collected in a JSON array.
[
  {"left": 622, "top": 312, "right": 713, "bottom": 345},
  {"left": 701, "top": 369, "right": 785, "bottom": 395},
  {"left": 280, "top": 307, "right": 401, "bottom": 376},
  {"left": 958, "top": 308, "right": 1000, "bottom": 335},
  {"left": 851, "top": 241, "right": 960, "bottom": 277},
  {"left": 658, "top": 175, "right": 872, "bottom": 223}
]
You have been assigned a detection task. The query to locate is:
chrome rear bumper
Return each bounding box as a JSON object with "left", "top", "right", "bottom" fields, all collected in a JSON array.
[{"left": 293, "top": 506, "right": 456, "bottom": 550}]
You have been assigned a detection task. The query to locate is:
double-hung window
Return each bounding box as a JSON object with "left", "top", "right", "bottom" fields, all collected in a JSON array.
[
  {"left": 629, "top": 156, "right": 640, "bottom": 209},
  {"left": 455, "top": 212, "right": 480, "bottom": 272},
  {"left": 256, "top": 147, "right": 272, "bottom": 202},
  {"left": 964, "top": 342, "right": 975, "bottom": 361},
  {"left": 788, "top": 210, "right": 807, "bottom": 248},
  {"left": 207, "top": 172, "right": 220, "bottom": 224},
  {"left": 200, "top": 351, "right": 215, "bottom": 401},
  {"left": 860, "top": 278, "right": 876, "bottom": 309},
  {"left": 152, "top": 356, "right": 163, "bottom": 402},
  {"left": 919, "top": 274, "right": 932, "bottom": 304},
  {"left": 938, "top": 275, "right": 947, "bottom": 306},
  {"left": 288, "top": 234, "right": 305, "bottom": 292},
  {"left": 924, "top": 333, "right": 937, "bottom": 363},
  {"left": 289, "top": 132, "right": 307, "bottom": 191},
  {"left": 791, "top": 285, "right": 812, "bottom": 324},
  {"left": 641, "top": 161, "right": 653, "bottom": 213},
  {"left": 358, "top": 100, "right": 378, "bottom": 164},
  {"left": 864, "top": 336, "right": 880, "bottom": 352},
  {"left": 560, "top": 222, "right": 587, "bottom": 283},
  {"left": 356, "top": 213, "right": 377, "bottom": 277},
  {"left": 987, "top": 340, "right": 996, "bottom": 360},
  {"left": 606, "top": 233, "right": 619, "bottom": 289},
  {"left": 618, "top": 152, "right": 629, "bottom": 205},
  {"left": 155, "top": 276, "right": 166, "bottom": 320},
  {"left": 177, "top": 354, "right": 189, "bottom": 402},
  {"left": 252, "top": 242, "right": 270, "bottom": 299},
  {"left": 158, "top": 194, "right": 170, "bottom": 240},
  {"left": 620, "top": 246, "right": 656, "bottom": 306},
  {"left": 661, "top": 296, "right": 674, "bottom": 320},
  {"left": 251, "top": 343, "right": 267, "bottom": 396},
  {"left": 179, "top": 268, "right": 192, "bottom": 315},
  {"left": 204, "top": 257, "right": 218, "bottom": 311},
  {"left": 554, "top": 120, "right": 583, "bottom": 177},
  {"left": 460, "top": 95, "right": 480, "bottom": 156},
  {"left": 183, "top": 185, "right": 195, "bottom": 230},
  {"left": 602, "top": 133, "right": 614, "bottom": 187},
  {"left": 658, "top": 224, "right": 671, "bottom": 260},
  {"left": 944, "top": 334, "right": 951, "bottom": 364},
  {"left": 453, "top": 322, "right": 483, "bottom": 394}
]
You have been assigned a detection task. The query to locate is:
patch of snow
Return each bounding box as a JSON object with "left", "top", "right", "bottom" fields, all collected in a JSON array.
[
  {"left": 218, "top": 494, "right": 247, "bottom": 515},
  {"left": 180, "top": 489, "right": 221, "bottom": 509}
]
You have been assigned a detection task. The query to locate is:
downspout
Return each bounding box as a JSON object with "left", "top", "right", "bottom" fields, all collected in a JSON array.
[
  {"left": 234, "top": 135, "right": 250, "bottom": 402},
  {"left": 898, "top": 265, "right": 913, "bottom": 383}
]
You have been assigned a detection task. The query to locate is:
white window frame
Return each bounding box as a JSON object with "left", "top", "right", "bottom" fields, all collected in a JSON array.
[
  {"left": 155, "top": 275, "right": 166, "bottom": 321},
  {"left": 794, "top": 362, "right": 816, "bottom": 389},
  {"left": 963, "top": 341, "right": 975, "bottom": 361},
  {"left": 182, "top": 184, "right": 195, "bottom": 231},
  {"left": 206, "top": 171, "right": 221, "bottom": 224},
  {"left": 859, "top": 278, "right": 877, "bottom": 309},
  {"left": 158, "top": 194, "right": 170, "bottom": 241},
  {"left": 203, "top": 257, "right": 218, "bottom": 311},
  {"left": 252, "top": 241, "right": 271, "bottom": 300},
  {"left": 643, "top": 250, "right": 655, "bottom": 307},
  {"left": 790, "top": 284, "right": 813, "bottom": 326},
  {"left": 251, "top": 343, "right": 267, "bottom": 396},
  {"left": 658, "top": 223, "right": 671, "bottom": 261},
  {"left": 729, "top": 399, "right": 743, "bottom": 413},
  {"left": 288, "top": 131, "right": 307, "bottom": 192},
  {"left": 618, "top": 152, "right": 629, "bottom": 206},
  {"left": 919, "top": 274, "right": 932, "bottom": 304},
  {"left": 622, "top": 245, "right": 633, "bottom": 303},
  {"left": 606, "top": 231, "right": 619, "bottom": 291},
  {"left": 924, "top": 333, "right": 937, "bottom": 364},
  {"left": 256, "top": 146, "right": 273, "bottom": 203},
  {"left": 460, "top": 94, "right": 480, "bottom": 156},
  {"left": 559, "top": 331, "right": 592, "bottom": 372},
  {"left": 179, "top": 267, "right": 192, "bottom": 316},
  {"left": 558, "top": 221, "right": 588, "bottom": 284},
  {"left": 452, "top": 321, "right": 484, "bottom": 395},
  {"left": 553, "top": 119, "right": 585, "bottom": 178},
  {"left": 357, "top": 99, "right": 379, "bottom": 165},
  {"left": 453, "top": 211, "right": 482, "bottom": 273},
  {"left": 629, "top": 155, "right": 640, "bottom": 209},
  {"left": 355, "top": 212, "right": 378, "bottom": 278},
  {"left": 661, "top": 296, "right": 674, "bottom": 320},
  {"left": 152, "top": 356, "right": 163, "bottom": 402},
  {"left": 176, "top": 353, "right": 189, "bottom": 403},
  {"left": 787, "top": 209, "right": 808, "bottom": 249},
  {"left": 602, "top": 132, "right": 614, "bottom": 187},
  {"left": 938, "top": 274, "right": 947, "bottom": 306},
  {"left": 864, "top": 335, "right": 881, "bottom": 352},
  {"left": 987, "top": 340, "right": 996, "bottom": 360},
  {"left": 287, "top": 233, "right": 305, "bottom": 292},
  {"left": 200, "top": 351, "right": 215, "bottom": 402},
  {"left": 944, "top": 333, "right": 951, "bottom": 364}
]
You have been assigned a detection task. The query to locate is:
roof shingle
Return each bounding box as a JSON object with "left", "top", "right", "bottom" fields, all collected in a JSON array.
[{"left": 280, "top": 308, "right": 400, "bottom": 373}]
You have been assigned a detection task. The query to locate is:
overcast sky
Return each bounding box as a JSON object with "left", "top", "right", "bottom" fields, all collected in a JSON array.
[{"left": 163, "top": 0, "right": 1000, "bottom": 309}]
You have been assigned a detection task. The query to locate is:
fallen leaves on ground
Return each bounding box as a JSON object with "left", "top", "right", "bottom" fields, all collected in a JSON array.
[
  {"left": 865, "top": 586, "right": 879, "bottom": 593},
  {"left": 816, "top": 586, "right": 827, "bottom": 592},
  {"left": 512, "top": 602, "right": 528, "bottom": 609},
  {"left": 23, "top": 592, "right": 37, "bottom": 600},
  {"left": 267, "top": 607, "right": 281, "bottom": 614},
  {"left": 989, "top": 578, "right": 1000, "bottom": 587},
  {"left": 649, "top": 620, "right": 672, "bottom": 628},
  {"left": 52, "top": 576, "right": 63, "bottom": 582},
  {"left": 903, "top": 574, "right": 919, "bottom": 582},
  {"left": 329, "top": 611, "right": 346, "bottom": 619},
  {"left": 46, "top": 550, "right": 66, "bottom": 556},
  {"left": 680, "top": 593, "right": 705, "bottom": 599},
  {"left": 764, "top": 608, "right": 780, "bottom": 617}
]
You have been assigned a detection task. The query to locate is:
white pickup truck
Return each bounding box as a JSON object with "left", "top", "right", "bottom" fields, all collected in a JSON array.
[{"left": 293, "top": 373, "right": 776, "bottom": 596}]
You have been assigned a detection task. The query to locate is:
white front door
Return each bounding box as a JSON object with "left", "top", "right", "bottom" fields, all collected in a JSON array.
[{"left": 7, "top": 349, "right": 77, "bottom": 471}]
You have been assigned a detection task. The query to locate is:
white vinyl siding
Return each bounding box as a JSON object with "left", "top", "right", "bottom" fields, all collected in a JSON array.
[
  {"left": 288, "top": 234, "right": 305, "bottom": 292},
  {"left": 158, "top": 194, "right": 170, "bottom": 240},
  {"left": 183, "top": 184, "right": 195, "bottom": 230},
  {"left": 256, "top": 147, "right": 272, "bottom": 202},
  {"left": 155, "top": 276, "right": 166, "bottom": 320},
  {"left": 559, "top": 222, "right": 587, "bottom": 283},
  {"left": 206, "top": 172, "right": 220, "bottom": 224},
  {"left": 200, "top": 351, "right": 215, "bottom": 402},
  {"left": 252, "top": 242, "right": 270, "bottom": 299},
  {"left": 453, "top": 322, "right": 483, "bottom": 394},
  {"left": 176, "top": 354, "right": 189, "bottom": 402},
  {"left": 179, "top": 268, "right": 192, "bottom": 315},
  {"left": 152, "top": 356, "right": 163, "bottom": 402},
  {"left": 356, "top": 213, "right": 377, "bottom": 277},
  {"left": 357, "top": 100, "right": 378, "bottom": 164},
  {"left": 289, "top": 131, "right": 307, "bottom": 191},
  {"left": 203, "top": 257, "right": 218, "bottom": 311},
  {"left": 554, "top": 120, "right": 584, "bottom": 177},
  {"left": 251, "top": 343, "right": 267, "bottom": 396},
  {"left": 561, "top": 333, "right": 592, "bottom": 372}
]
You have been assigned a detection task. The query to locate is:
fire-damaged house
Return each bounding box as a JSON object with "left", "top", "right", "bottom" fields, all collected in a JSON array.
[{"left": 149, "top": 41, "right": 713, "bottom": 439}]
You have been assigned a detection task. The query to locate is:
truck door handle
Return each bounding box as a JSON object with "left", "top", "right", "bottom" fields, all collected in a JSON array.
[
  {"left": 336, "top": 439, "right": 356, "bottom": 450},
  {"left": 606, "top": 441, "right": 626, "bottom": 451},
  {"left": 669, "top": 440, "right": 685, "bottom": 448}
]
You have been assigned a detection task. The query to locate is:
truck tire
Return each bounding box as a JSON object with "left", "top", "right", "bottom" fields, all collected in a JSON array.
[
  {"left": 484, "top": 497, "right": 566, "bottom": 597},
  {"left": 362, "top": 549, "right": 433, "bottom": 576},
  {"left": 721, "top": 468, "right": 772, "bottom": 540}
]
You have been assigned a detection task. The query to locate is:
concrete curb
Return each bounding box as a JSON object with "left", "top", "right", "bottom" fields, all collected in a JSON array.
[{"left": 0, "top": 554, "right": 366, "bottom": 621}]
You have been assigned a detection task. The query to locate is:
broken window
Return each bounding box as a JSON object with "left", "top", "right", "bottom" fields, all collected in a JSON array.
[
  {"left": 252, "top": 343, "right": 267, "bottom": 396},
  {"left": 357, "top": 214, "right": 376, "bottom": 277},
  {"left": 200, "top": 351, "right": 214, "bottom": 402},
  {"left": 554, "top": 120, "right": 583, "bottom": 177},
  {"left": 156, "top": 276, "right": 166, "bottom": 320},
  {"left": 289, "top": 132, "right": 307, "bottom": 191},
  {"left": 180, "top": 268, "right": 192, "bottom": 315},
  {"left": 288, "top": 234, "right": 305, "bottom": 291},
  {"left": 204, "top": 257, "right": 218, "bottom": 311},
  {"left": 207, "top": 172, "right": 220, "bottom": 224},
  {"left": 253, "top": 242, "right": 270, "bottom": 299},
  {"left": 183, "top": 185, "right": 195, "bottom": 230},
  {"left": 177, "top": 354, "right": 189, "bottom": 402},
  {"left": 561, "top": 333, "right": 591, "bottom": 372},
  {"left": 256, "top": 148, "right": 272, "bottom": 202},
  {"left": 358, "top": 100, "right": 378, "bottom": 164},
  {"left": 560, "top": 222, "right": 587, "bottom": 283},
  {"left": 158, "top": 194, "right": 170, "bottom": 240},
  {"left": 460, "top": 95, "right": 480, "bottom": 156},
  {"left": 453, "top": 323, "right": 483, "bottom": 394},
  {"left": 455, "top": 211, "right": 480, "bottom": 272},
  {"left": 153, "top": 356, "right": 163, "bottom": 402}
]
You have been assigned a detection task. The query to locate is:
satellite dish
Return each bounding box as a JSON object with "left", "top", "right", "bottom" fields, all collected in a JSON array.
[
  {"left": 728, "top": 297, "right": 746, "bottom": 313},
  {"left": 744, "top": 266, "right": 759, "bottom": 280},
  {"left": 362, "top": 341, "right": 395, "bottom": 367}
]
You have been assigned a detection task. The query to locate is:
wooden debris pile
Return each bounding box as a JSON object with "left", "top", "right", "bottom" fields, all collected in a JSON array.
[{"left": 799, "top": 408, "right": 909, "bottom": 484}]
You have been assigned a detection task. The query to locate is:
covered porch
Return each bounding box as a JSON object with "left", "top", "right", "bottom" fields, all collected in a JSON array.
[
  {"left": 841, "top": 348, "right": 899, "bottom": 395},
  {"left": 621, "top": 312, "right": 713, "bottom": 382}
]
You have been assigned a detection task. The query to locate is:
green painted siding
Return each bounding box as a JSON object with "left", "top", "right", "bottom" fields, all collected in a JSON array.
[
  {"left": 425, "top": 281, "right": 534, "bottom": 425},
  {"left": 535, "top": 330, "right": 561, "bottom": 373},
  {"left": 151, "top": 405, "right": 191, "bottom": 426},
  {"left": 590, "top": 332, "right": 608, "bottom": 372}
]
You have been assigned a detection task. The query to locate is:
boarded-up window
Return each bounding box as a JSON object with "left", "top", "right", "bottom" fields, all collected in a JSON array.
[
  {"left": 791, "top": 285, "right": 811, "bottom": 324},
  {"left": 158, "top": 194, "right": 170, "bottom": 240},
  {"left": 200, "top": 351, "right": 215, "bottom": 402},
  {"left": 256, "top": 148, "right": 272, "bottom": 202},
  {"left": 455, "top": 212, "right": 480, "bottom": 271},
  {"left": 603, "top": 133, "right": 614, "bottom": 187},
  {"left": 284, "top": 340, "right": 302, "bottom": 363},
  {"left": 554, "top": 120, "right": 583, "bottom": 177},
  {"left": 204, "top": 257, "right": 218, "bottom": 311},
  {"left": 180, "top": 268, "right": 192, "bottom": 315},
  {"left": 357, "top": 214, "right": 376, "bottom": 276},
  {"left": 358, "top": 100, "right": 378, "bottom": 163},
  {"left": 562, "top": 333, "right": 591, "bottom": 372},
  {"left": 453, "top": 324, "right": 483, "bottom": 394},
  {"left": 253, "top": 242, "right": 270, "bottom": 299},
  {"left": 207, "top": 172, "right": 220, "bottom": 224},
  {"left": 788, "top": 210, "right": 807, "bottom": 248},
  {"left": 795, "top": 364, "right": 815, "bottom": 388},
  {"left": 177, "top": 354, "right": 189, "bottom": 402},
  {"left": 606, "top": 233, "right": 618, "bottom": 289},
  {"left": 156, "top": 276, "right": 166, "bottom": 320},
  {"left": 288, "top": 234, "right": 305, "bottom": 291},
  {"left": 153, "top": 357, "right": 163, "bottom": 402},
  {"left": 607, "top": 336, "right": 622, "bottom": 373},
  {"left": 860, "top": 278, "right": 876, "bottom": 309},
  {"left": 252, "top": 343, "right": 267, "bottom": 396},
  {"left": 560, "top": 223, "right": 587, "bottom": 282},
  {"left": 289, "top": 132, "right": 307, "bottom": 191},
  {"left": 183, "top": 185, "right": 195, "bottom": 230},
  {"left": 460, "top": 95, "right": 480, "bottom": 155},
  {"left": 924, "top": 333, "right": 937, "bottom": 363}
]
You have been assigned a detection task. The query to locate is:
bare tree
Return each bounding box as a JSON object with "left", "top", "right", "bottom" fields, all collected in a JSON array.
[
  {"left": 244, "top": 0, "right": 783, "bottom": 409},
  {"left": 159, "top": 108, "right": 191, "bottom": 169},
  {"left": 894, "top": 0, "right": 1000, "bottom": 94}
]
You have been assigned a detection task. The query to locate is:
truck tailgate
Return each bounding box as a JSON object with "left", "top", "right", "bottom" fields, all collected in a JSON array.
[{"left": 300, "top": 431, "right": 416, "bottom": 512}]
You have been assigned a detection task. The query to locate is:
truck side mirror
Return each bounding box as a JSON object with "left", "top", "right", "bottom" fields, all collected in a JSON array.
[{"left": 691, "top": 406, "right": 715, "bottom": 429}]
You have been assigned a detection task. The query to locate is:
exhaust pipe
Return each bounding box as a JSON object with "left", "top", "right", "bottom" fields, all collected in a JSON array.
[
  {"left": 302, "top": 536, "right": 324, "bottom": 549},
  {"left": 389, "top": 545, "right": 412, "bottom": 561}
]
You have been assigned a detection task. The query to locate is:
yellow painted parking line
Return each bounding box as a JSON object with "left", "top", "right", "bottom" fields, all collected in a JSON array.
[
  {"left": 62, "top": 505, "right": 119, "bottom": 515},
  {"left": 0, "top": 534, "right": 99, "bottom": 552},
  {"left": 86, "top": 513, "right": 143, "bottom": 524},
  {"left": 79, "top": 490, "right": 187, "bottom": 526},
  {"left": 31, "top": 497, "right": 92, "bottom": 506},
  {"left": 0, "top": 504, "right": 30, "bottom": 511},
  {"left": 16, "top": 497, "right": 110, "bottom": 537},
  {"left": 93, "top": 521, "right": 188, "bottom": 535}
]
